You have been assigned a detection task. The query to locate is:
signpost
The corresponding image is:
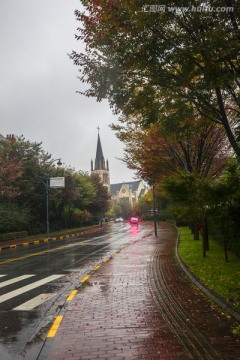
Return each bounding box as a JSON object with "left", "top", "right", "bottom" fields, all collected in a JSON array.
[
  {"left": 45, "top": 176, "right": 65, "bottom": 238},
  {"left": 50, "top": 177, "right": 65, "bottom": 188}
]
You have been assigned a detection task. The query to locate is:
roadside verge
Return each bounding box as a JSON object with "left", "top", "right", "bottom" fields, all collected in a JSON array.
[{"left": 174, "top": 225, "right": 240, "bottom": 321}]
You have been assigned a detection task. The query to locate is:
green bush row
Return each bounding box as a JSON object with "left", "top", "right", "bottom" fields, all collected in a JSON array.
[{"left": 0, "top": 231, "right": 28, "bottom": 242}]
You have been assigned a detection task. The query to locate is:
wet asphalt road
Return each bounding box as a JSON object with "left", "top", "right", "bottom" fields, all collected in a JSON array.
[{"left": 0, "top": 222, "right": 149, "bottom": 360}]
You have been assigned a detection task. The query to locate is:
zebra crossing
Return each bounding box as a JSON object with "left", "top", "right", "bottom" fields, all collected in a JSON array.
[
  {"left": 0, "top": 274, "right": 35, "bottom": 288},
  {"left": 0, "top": 273, "right": 64, "bottom": 311},
  {"left": 13, "top": 293, "right": 56, "bottom": 311}
]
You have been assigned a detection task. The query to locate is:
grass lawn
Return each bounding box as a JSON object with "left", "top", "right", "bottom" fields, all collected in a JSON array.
[{"left": 178, "top": 226, "right": 240, "bottom": 313}]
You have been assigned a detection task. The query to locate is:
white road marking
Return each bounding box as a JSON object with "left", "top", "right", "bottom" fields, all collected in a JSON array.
[
  {"left": 13, "top": 293, "right": 56, "bottom": 311},
  {"left": 0, "top": 275, "right": 64, "bottom": 304},
  {"left": 0, "top": 275, "right": 35, "bottom": 288}
]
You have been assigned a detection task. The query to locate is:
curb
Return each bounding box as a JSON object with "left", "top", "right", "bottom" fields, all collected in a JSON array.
[
  {"left": 174, "top": 225, "right": 240, "bottom": 322},
  {"left": 0, "top": 226, "right": 106, "bottom": 251}
]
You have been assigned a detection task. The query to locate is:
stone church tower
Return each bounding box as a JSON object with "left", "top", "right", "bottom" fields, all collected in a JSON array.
[{"left": 91, "top": 129, "right": 110, "bottom": 193}]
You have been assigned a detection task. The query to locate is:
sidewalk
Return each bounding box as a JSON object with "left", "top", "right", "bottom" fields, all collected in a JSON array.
[{"left": 38, "top": 223, "right": 240, "bottom": 360}]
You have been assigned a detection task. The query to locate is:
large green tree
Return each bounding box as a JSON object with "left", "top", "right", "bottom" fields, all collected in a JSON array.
[
  {"left": 87, "top": 173, "right": 111, "bottom": 219},
  {"left": 0, "top": 137, "right": 107, "bottom": 234},
  {"left": 57, "top": 170, "right": 96, "bottom": 228},
  {"left": 163, "top": 171, "right": 212, "bottom": 257},
  {"left": 206, "top": 159, "right": 240, "bottom": 258},
  {"left": 71, "top": 0, "right": 240, "bottom": 155},
  {"left": 0, "top": 137, "right": 52, "bottom": 232}
]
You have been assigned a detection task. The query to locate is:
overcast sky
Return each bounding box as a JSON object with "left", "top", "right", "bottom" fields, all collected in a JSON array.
[{"left": 0, "top": 0, "right": 136, "bottom": 184}]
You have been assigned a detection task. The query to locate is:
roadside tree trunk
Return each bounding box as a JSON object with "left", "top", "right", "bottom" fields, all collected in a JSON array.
[{"left": 201, "top": 218, "right": 209, "bottom": 257}]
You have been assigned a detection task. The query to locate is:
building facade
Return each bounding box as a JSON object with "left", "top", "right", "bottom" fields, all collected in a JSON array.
[
  {"left": 110, "top": 181, "right": 147, "bottom": 207},
  {"left": 0, "top": 134, "right": 16, "bottom": 142}
]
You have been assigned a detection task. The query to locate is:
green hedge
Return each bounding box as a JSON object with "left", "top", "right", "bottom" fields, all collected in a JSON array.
[{"left": 0, "top": 231, "right": 28, "bottom": 242}]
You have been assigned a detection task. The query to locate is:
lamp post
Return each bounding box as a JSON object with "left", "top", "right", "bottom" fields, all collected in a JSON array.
[
  {"left": 40, "top": 158, "right": 62, "bottom": 239},
  {"left": 153, "top": 184, "right": 158, "bottom": 237}
]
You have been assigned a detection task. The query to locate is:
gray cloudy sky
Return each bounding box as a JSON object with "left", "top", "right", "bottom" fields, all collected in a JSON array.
[{"left": 0, "top": 0, "right": 136, "bottom": 183}]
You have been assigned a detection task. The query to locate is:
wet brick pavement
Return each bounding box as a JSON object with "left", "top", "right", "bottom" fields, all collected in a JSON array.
[{"left": 38, "top": 223, "right": 240, "bottom": 360}]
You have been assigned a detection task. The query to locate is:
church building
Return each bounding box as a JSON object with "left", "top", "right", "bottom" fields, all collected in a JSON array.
[{"left": 91, "top": 130, "right": 147, "bottom": 205}]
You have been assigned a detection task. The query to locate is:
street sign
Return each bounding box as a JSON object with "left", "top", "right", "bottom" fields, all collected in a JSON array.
[{"left": 50, "top": 177, "right": 65, "bottom": 188}]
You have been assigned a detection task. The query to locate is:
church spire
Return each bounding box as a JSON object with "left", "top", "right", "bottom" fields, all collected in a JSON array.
[
  {"left": 95, "top": 132, "right": 105, "bottom": 170},
  {"left": 91, "top": 127, "right": 110, "bottom": 192}
]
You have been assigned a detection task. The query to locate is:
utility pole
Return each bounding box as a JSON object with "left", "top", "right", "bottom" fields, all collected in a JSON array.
[{"left": 153, "top": 184, "right": 158, "bottom": 237}]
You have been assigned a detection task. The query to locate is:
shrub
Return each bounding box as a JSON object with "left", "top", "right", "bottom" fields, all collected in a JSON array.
[
  {"left": 0, "top": 203, "right": 31, "bottom": 232},
  {"left": 0, "top": 231, "right": 28, "bottom": 242}
]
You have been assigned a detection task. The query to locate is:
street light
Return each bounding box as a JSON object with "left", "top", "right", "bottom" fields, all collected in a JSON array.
[
  {"left": 153, "top": 184, "right": 158, "bottom": 237},
  {"left": 40, "top": 158, "right": 62, "bottom": 239},
  {"left": 56, "top": 159, "right": 62, "bottom": 166}
]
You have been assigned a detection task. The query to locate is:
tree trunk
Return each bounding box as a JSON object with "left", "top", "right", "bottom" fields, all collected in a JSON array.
[
  {"left": 201, "top": 218, "right": 209, "bottom": 257},
  {"left": 221, "top": 222, "right": 229, "bottom": 263},
  {"left": 193, "top": 222, "right": 200, "bottom": 240},
  {"left": 215, "top": 87, "right": 240, "bottom": 157},
  {"left": 189, "top": 222, "right": 199, "bottom": 239},
  {"left": 223, "top": 239, "right": 229, "bottom": 263}
]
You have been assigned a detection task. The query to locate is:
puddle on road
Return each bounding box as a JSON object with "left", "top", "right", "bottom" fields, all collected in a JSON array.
[
  {"left": 0, "top": 344, "right": 16, "bottom": 360},
  {"left": 0, "top": 310, "right": 42, "bottom": 360},
  {"left": 92, "top": 280, "right": 110, "bottom": 293}
]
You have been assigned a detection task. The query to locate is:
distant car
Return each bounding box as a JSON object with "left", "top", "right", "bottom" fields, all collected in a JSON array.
[
  {"left": 130, "top": 217, "right": 139, "bottom": 224},
  {"left": 115, "top": 217, "right": 124, "bottom": 222}
]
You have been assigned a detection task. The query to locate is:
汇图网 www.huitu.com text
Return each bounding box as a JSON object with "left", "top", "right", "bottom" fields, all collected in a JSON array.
[{"left": 142, "top": 5, "right": 234, "bottom": 13}]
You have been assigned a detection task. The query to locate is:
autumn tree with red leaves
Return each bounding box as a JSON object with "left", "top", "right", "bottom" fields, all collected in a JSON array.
[
  {"left": 111, "top": 114, "right": 230, "bottom": 184},
  {"left": 0, "top": 141, "right": 23, "bottom": 199}
]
